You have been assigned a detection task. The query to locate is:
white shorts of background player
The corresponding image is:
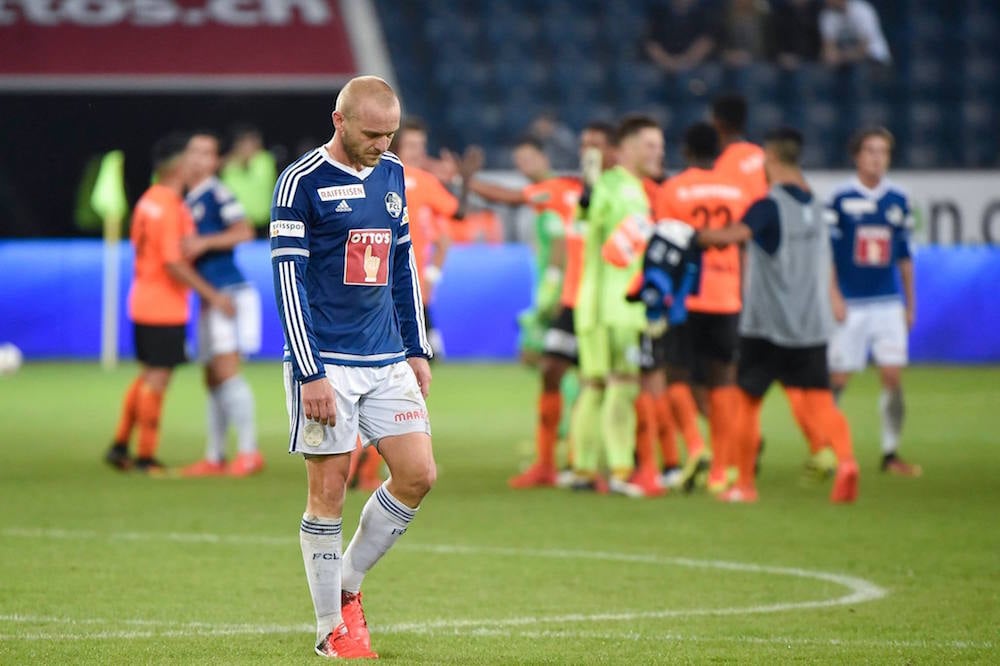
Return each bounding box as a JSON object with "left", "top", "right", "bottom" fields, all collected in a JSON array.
[
  {"left": 828, "top": 299, "right": 908, "bottom": 373},
  {"left": 197, "top": 284, "right": 262, "bottom": 362},
  {"left": 283, "top": 361, "right": 431, "bottom": 455}
]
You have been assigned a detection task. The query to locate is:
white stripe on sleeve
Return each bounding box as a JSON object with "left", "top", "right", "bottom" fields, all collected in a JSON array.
[
  {"left": 407, "top": 247, "right": 432, "bottom": 356},
  {"left": 279, "top": 262, "right": 317, "bottom": 377}
]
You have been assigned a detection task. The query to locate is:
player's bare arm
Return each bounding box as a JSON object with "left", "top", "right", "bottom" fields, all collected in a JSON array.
[
  {"left": 454, "top": 145, "right": 483, "bottom": 219},
  {"left": 165, "top": 260, "right": 235, "bottom": 316},
  {"left": 831, "top": 265, "right": 847, "bottom": 323},
  {"left": 898, "top": 257, "right": 916, "bottom": 329},
  {"left": 467, "top": 178, "right": 527, "bottom": 205},
  {"left": 182, "top": 220, "right": 254, "bottom": 261},
  {"left": 696, "top": 223, "right": 752, "bottom": 248}
]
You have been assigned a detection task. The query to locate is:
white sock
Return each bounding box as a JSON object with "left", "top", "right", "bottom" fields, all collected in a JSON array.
[
  {"left": 342, "top": 483, "right": 417, "bottom": 594},
  {"left": 879, "top": 387, "right": 904, "bottom": 456},
  {"left": 299, "top": 514, "right": 343, "bottom": 643},
  {"left": 205, "top": 388, "right": 226, "bottom": 462},
  {"left": 217, "top": 375, "right": 257, "bottom": 454}
]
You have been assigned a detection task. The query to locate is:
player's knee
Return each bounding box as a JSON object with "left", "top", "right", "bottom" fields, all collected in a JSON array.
[
  {"left": 880, "top": 368, "right": 902, "bottom": 391},
  {"left": 397, "top": 460, "right": 436, "bottom": 501},
  {"left": 540, "top": 359, "right": 565, "bottom": 392}
]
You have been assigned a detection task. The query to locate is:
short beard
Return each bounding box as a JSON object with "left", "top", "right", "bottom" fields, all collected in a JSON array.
[{"left": 343, "top": 134, "right": 378, "bottom": 168}]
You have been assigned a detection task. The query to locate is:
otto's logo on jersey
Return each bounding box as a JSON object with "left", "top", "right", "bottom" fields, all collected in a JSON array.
[
  {"left": 854, "top": 225, "right": 892, "bottom": 267},
  {"left": 317, "top": 184, "right": 366, "bottom": 201},
  {"left": 344, "top": 228, "right": 391, "bottom": 286},
  {"left": 384, "top": 192, "right": 403, "bottom": 218}
]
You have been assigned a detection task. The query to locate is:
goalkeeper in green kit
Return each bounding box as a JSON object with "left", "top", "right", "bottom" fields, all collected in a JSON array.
[{"left": 571, "top": 115, "right": 666, "bottom": 497}]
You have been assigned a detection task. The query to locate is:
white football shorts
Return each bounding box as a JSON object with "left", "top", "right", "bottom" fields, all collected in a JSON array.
[
  {"left": 283, "top": 361, "right": 431, "bottom": 455},
  {"left": 828, "top": 299, "right": 908, "bottom": 372},
  {"left": 198, "top": 284, "right": 262, "bottom": 361}
]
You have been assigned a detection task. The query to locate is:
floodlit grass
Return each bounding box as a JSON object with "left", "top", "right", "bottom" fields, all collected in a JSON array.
[{"left": 0, "top": 362, "right": 997, "bottom": 663}]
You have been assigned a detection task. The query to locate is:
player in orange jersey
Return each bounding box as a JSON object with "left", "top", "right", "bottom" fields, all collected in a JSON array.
[
  {"left": 105, "top": 133, "right": 235, "bottom": 473},
  {"left": 712, "top": 94, "right": 833, "bottom": 480},
  {"left": 654, "top": 122, "right": 752, "bottom": 494},
  {"left": 394, "top": 117, "right": 477, "bottom": 359},
  {"left": 471, "top": 124, "right": 617, "bottom": 488}
]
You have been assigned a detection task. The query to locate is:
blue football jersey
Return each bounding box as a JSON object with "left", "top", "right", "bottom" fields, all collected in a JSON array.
[
  {"left": 270, "top": 148, "right": 429, "bottom": 382},
  {"left": 828, "top": 178, "right": 913, "bottom": 302},
  {"left": 186, "top": 177, "right": 247, "bottom": 289}
]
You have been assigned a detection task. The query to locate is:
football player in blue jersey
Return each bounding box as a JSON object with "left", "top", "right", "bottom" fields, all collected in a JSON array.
[
  {"left": 827, "top": 127, "right": 921, "bottom": 477},
  {"left": 270, "top": 76, "right": 434, "bottom": 660},
  {"left": 179, "top": 131, "right": 264, "bottom": 478}
]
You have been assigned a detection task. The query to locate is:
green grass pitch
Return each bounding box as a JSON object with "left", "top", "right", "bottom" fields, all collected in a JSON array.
[{"left": 0, "top": 361, "right": 997, "bottom": 664}]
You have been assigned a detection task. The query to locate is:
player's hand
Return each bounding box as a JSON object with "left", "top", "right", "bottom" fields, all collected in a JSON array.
[
  {"left": 906, "top": 305, "right": 916, "bottom": 330},
  {"left": 363, "top": 245, "right": 381, "bottom": 282},
  {"left": 211, "top": 292, "right": 236, "bottom": 318},
  {"left": 407, "top": 357, "right": 432, "bottom": 398},
  {"left": 182, "top": 235, "right": 208, "bottom": 261},
  {"left": 460, "top": 146, "right": 484, "bottom": 179},
  {"left": 301, "top": 377, "right": 336, "bottom": 427},
  {"left": 831, "top": 290, "right": 847, "bottom": 323}
]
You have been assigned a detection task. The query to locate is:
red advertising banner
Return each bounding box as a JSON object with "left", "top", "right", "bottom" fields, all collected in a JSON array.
[{"left": 0, "top": 0, "right": 357, "bottom": 89}]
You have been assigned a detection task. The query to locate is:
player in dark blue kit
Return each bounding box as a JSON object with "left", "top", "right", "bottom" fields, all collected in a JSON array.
[
  {"left": 180, "top": 131, "right": 263, "bottom": 478},
  {"left": 271, "top": 76, "right": 434, "bottom": 660},
  {"left": 827, "top": 127, "right": 921, "bottom": 477}
]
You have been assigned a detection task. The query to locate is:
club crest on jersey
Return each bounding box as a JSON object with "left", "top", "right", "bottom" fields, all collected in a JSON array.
[
  {"left": 886, "top": 204, "right": 904, "bottom": 226},
  {"left": 317, "top": 184, "right": 366, "bottom": 201},
  {"left": 344, "top": 228, "right": 391, "bottom": 286},
  {"left": 384, "top": 192, "right": 403, "bottom": 218}
]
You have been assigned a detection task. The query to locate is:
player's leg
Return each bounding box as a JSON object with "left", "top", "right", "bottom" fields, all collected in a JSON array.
[
  {"left": 828, "top": 302, "right": 867, "bottom": 403},
  {"left": 284, "top": 363, "right": 373, "bottom": 658},
  {"left": 604, "top": 328, "right": 650, "bottom": 497},
  {"left": 872, "top": 301, "right": 920, "bottom": 476},
  {"left": 699, "top": 314, "right": 741, "bottom": 488},
  {"left": 181, "top": 311, "right": 228, "bottom": 476},
  {"left": 340, "top": 363, "right": 434, "bottom": 651},
  {"left": 719, "top": 336, "right": 774, "bottom": 502},
  {"left": 783, "top": 345, "right": 859, "bottom": 503},
  {"left": 663, "top": 323, "right": 707, "bottom": 486},
  {"left": 133, "top": 364, "right": 173, "bottom": 473},
  {"left": 783, "top": 386, "right": 839, "bottom": 483},
  {"left": 570, "top": 327, "right": 608, "bottom": 491},
  {"left": 106, "top": 373, "right": 143, "bottom": 469},
  {"left": 511, "top": 308, "right": 577, "bottom": 488},
  {"left": 635, "top": 336, "right": 661, "bottom": 478},
  {"left": 221, "top": 286, "right": 263, "bottom": 476},
  {"left": 129, "top": 324, "right": 186, "bottom": 473}
]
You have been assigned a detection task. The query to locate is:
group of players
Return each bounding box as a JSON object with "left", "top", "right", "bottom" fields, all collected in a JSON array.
[
  {"left": 503, "top": 93, "right": 920, "bottom": 503},
  {"left": 104, "top": 130, "right": 264, "bottom": 478},
  {"left": 99, "top": 76, "right": 920, "bottom": 658}
]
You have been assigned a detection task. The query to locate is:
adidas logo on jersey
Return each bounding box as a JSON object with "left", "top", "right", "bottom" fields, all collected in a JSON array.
[{"left": 335, "top": 200, "right": 352, "bottom": 213}]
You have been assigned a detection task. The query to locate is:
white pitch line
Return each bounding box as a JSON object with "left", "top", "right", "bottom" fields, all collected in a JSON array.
[
  {"left": 0, "top": 627, "right": 991, "bottom": 651},
  {"left": 0, "top": 526, "right": 902, "bottom": 646}
]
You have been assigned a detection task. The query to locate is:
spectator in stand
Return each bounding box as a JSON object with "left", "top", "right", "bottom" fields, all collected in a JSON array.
[
  {"left": 819, "top": 0, "right": 891, "bottom": 68},
  {"left": 530, "top": 112, "right": 579, "bottom": 172},
  {"left": 644, "top": 0, "right": 721, "bottom": 74},
  {"left": 769, "top": 0, "right": 822, "bottom": 69},
  {"left": 721, "top": 0, "right": 770, "bottom": 68}
]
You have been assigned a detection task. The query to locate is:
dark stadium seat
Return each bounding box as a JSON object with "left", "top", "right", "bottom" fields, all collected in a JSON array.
[{"left": 372, "top": 0, "right": 1000, "bottom": 169}]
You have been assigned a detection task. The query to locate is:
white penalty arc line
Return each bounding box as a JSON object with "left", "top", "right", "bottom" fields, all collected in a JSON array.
[
  {"left": 0, "top": 526, "right": 903, "bottom": 643},
  {"left": 0, "top": 623, "right": 992, "bottom": 651}
]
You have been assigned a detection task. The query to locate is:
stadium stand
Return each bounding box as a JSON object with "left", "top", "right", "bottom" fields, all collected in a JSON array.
[{"left": 375, "top": 0, "right": 1000, "bottom": 169}]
